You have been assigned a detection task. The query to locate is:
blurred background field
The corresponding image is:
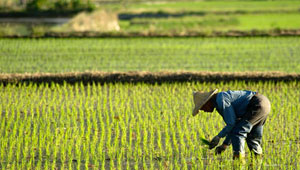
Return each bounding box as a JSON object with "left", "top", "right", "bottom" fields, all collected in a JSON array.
[
  {"left": 1, "top": 37, "right": 300, "bottom": 73},
  {"left": 1, "top": 0, "right": 300, "bottom": 37}
]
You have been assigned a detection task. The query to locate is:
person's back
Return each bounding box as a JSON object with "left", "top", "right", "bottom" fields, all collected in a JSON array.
[{"left": 215, "top": 90, "right": 256, "bottom": 118}]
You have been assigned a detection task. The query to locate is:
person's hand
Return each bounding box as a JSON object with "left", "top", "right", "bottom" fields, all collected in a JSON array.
[
  {"left": 215, "top": 144, "right": 227, "bottom": 155},
  {"left": 209, "top": 136, "right": 220, "bottom": 149}
]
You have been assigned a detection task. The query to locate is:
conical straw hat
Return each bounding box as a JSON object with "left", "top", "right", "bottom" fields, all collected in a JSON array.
[{"left": 192, "top": 89, "right": 218, "bottom": 116}]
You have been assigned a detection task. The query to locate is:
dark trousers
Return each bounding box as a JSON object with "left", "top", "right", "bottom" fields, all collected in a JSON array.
[{"left": 229, "top": 93, "right": 271, "bottom": 155}]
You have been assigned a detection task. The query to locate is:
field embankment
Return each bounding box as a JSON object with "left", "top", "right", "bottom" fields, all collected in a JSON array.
[
  {"left": 1, "top": 71, "right": 300, "bottom": 85},
  {"left": 3, "top": 28, "right": 300, "bottom": 38}
]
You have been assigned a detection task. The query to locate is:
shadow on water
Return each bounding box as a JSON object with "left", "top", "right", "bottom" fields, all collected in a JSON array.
[
  {"left": 0, "top": 18, "right": 70, "bottom": 24},
  {"left": 0, "top": 18, "right": 69, "bottom": 36},
  {"left": 118, "top": 11, "right": 206, "bottom": 20}
]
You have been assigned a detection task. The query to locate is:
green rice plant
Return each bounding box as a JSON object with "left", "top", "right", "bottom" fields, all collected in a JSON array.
[
  {"left": 0, "top": 81, "right": 300, "bottom": 169},
  {"left": 200, "top": 137, "right": 210, "bottom": 146},
  {"left": 1, "top": 37, "right": 300, "bottom": 73}
]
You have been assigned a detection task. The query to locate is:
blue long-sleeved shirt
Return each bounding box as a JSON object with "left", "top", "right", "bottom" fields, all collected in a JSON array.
[{"left": 214, "top": 90, "right": 256, "bottom": 138}]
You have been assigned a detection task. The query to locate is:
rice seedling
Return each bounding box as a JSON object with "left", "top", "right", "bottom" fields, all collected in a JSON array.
[
  {"left": 0, "top": 37, "right": 300, "bottom": 73},
  {"left": 0, "top": 81, "right": 299, "bottom": 169}
]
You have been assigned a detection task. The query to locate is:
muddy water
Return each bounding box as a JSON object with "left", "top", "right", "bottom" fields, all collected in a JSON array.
[
  {"left": 0, "top": 17, "right": 70, "bottom": 24},
  {"left": 0, "top": 17, "right": 70, "bottom": 36}
]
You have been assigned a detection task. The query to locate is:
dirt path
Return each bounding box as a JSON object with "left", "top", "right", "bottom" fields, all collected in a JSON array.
[{"left": 1, "top": 71, "right": 300, "bottom": 85}]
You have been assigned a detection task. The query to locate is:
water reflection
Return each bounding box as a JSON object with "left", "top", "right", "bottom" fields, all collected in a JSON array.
[{"left": 0, "top": 17, "right": 69, "bottom": 36}]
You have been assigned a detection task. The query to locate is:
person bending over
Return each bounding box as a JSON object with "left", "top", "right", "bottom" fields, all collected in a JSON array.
[{"left": 192, "top": 89, "right": 271, "bottom": 159}]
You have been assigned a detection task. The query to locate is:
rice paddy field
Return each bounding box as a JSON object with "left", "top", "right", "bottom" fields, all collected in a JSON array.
[
  {"left": 1, "top": 37, "right": 300, "bottom": 73},
  {"left": 124, "top": 0, "right": 300, "bottom": 13},
  {"left": 1, "top": 34, "right": 300, "bottom": 170},
  {"left": 1, "top": 0, "right": 300, "bottom": 169},
  {"left": 0, "top": 81, "right": 299, "bottom": 169},
  {"left": 120, "top": 13, "right": 300, "bottom": 34}
]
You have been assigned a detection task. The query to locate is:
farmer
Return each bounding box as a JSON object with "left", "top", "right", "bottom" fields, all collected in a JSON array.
[{"left": 192, "top": 89, "right": 271, "bottom": 159}]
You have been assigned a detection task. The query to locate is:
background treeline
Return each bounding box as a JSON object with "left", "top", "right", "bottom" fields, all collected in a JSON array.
[{"left": 0, "top": 0, "right": 95, "bottom": 12}]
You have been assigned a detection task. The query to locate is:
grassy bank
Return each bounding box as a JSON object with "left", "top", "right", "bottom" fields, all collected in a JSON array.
[
  {"left": 119, "top": 13, "right": 300, "bottom": 34},
  {"left": 124, "top": 0, "right": 300, "bottom": 13}
]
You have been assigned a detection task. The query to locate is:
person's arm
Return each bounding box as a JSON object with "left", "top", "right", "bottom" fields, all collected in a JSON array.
[
  {"left": 209, "top": 98, "right": 236, "bottom": 149},
  {"left": 217, "top": 104, "right": 236, "bottom": 138},
  {"left": 213, "top": 115, "right": 234, "bottom": 153}
]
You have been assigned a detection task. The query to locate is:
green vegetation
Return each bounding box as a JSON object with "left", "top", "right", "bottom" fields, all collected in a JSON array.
[
  {"left": 200, "top": 137, "right": 210, "bottom": 146},
  {"left": 1, "top": 0, "right": 300, "bottom": 37},
  {"left": 1, "top": 37, "right": 300, "bottom": 73},
  {"left": 0, "top": 0, "right": 95, "bottom": 12},
  {"left": 3, "top": 0, "right": 299, "bottom": 13},
  {"left": 234, "top": 13, "right": 300, "bottom": 30},
  {"left": 26, "top": 0, "right": 95, "bottom": 12},
  {"left": 125, "top": 0, "right": 300, "bottom": 13},
  {"left": 117, "top": 1, "right": 300, "bottom": 35},
  {"left": 2, "top": 12, "right": 300, "bottom": 37},
  {"left": 1, "top": 1, "right": 299, "bottom": 169},
  {"left": 120, "top": 13, "right": 300, "bottom": 33},
  {"left": 0, "top": 81, "right": 299, "bottom": 169}
]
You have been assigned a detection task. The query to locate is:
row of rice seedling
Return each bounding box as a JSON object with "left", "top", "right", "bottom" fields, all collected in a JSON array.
[
  {"left": 1, "top": 37, "right": 300, "bottom": 73},
  {"left": 0, "top": 81, "right": 299, "bottom": 169}
]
